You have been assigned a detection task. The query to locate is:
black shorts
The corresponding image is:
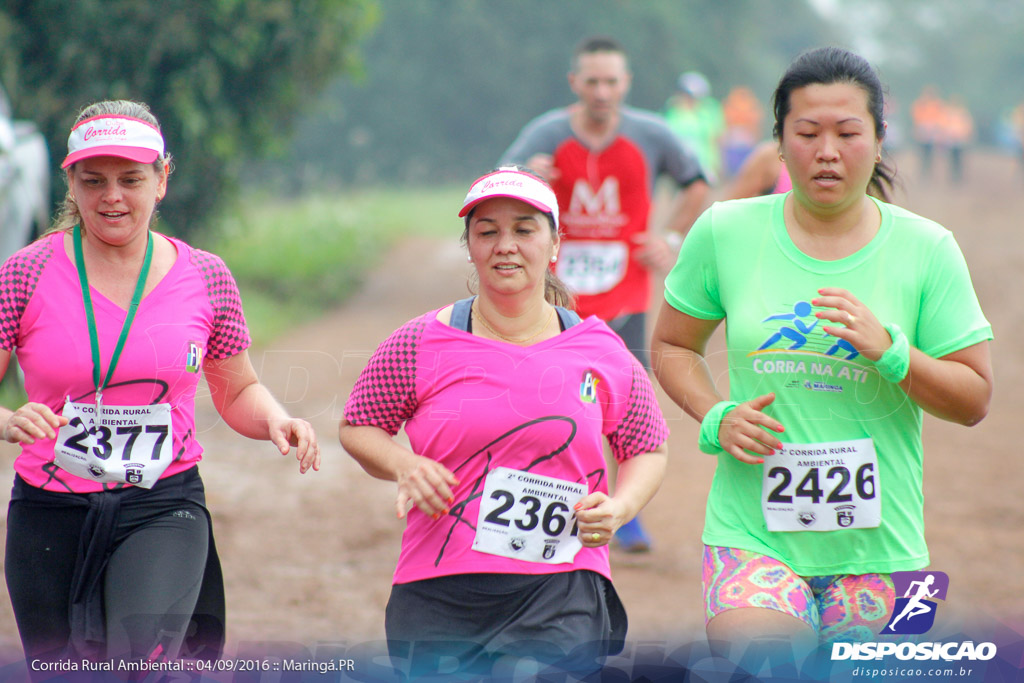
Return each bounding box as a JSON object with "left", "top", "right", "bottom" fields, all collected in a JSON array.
[{"left": 385, "top": 570, "right": 626, "bottom": 678}]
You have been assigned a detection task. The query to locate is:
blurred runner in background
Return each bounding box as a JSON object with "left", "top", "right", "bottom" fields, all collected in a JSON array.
[
  {"left": 720, "top": 86, "right": 764, "bottom": 179},
  {"left": 500, "top": 35, "right": 709, "bottom": 553},
  {"left": 665, "top": 71, "right": 726, "bottom": 183}
]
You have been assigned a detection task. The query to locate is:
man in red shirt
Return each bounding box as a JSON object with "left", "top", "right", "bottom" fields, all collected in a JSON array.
[{"left": 501, "top": 36, "right": 710, "bottom": 551}]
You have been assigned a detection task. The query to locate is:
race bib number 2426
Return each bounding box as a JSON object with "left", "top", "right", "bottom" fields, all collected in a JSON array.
[{"left": 761, "top": 438, "right": 881, "bottom": 532}]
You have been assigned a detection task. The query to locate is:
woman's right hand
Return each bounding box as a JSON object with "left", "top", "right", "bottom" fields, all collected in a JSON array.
[
  {"left": 395, "top": 455, "right": 459, "bottom": 520},
  {"left": 2, "top": 403, "right": 69, "bottom": 445},
  {"left": 718, "top": 393, "right": 785, "bottom": 465}
]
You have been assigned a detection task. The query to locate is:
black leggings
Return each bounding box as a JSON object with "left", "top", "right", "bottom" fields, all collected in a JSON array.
[{"left": 6, "top": 495, "right": 208, "bottom": 663}]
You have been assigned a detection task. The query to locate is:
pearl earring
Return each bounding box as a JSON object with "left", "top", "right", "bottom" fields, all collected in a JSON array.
[
  {"left": 551, "top": 255, "right": 558, "bottom": 263},
  {"left": 467, "top": 255, "right": 472, "bottom": 263}
]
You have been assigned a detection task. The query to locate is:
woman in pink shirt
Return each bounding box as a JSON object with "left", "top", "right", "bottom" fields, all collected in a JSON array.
[
  {"left": 340, "top": 167, "right": 669, "bottom": 678},
  {"left": 1, "top": 100, "right": 319, "bottom": 669}
]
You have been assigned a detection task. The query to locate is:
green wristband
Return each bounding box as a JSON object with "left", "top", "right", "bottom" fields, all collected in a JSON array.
[
  {"left": 698, "top": 400, "right": 741, "bottom": 454},
  {"left": 875, "top": 322, "right": 910, "bottom": 383}
]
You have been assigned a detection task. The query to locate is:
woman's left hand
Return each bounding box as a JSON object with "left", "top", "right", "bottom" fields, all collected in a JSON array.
[
  {"left": 813, "top": 288, "right": 893, "bottom": 362},
  {"left": 268, "top": 418, "right": 320, "bottom": 473},
  {"left": 574, "top": 492, "right": 630, "bottom": 548}
]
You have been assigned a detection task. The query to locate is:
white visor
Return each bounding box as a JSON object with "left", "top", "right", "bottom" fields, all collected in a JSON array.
[
  {"left": 459, "top": 169, "right": 559, "bottom": 229},
  {"left": 63, "top": 115, "right": 165, "bottom": 168}
]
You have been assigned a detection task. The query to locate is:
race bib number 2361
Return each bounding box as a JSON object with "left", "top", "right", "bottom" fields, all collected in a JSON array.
[{"left": 473, "top": 467, "right": 587, "bottom": 564}]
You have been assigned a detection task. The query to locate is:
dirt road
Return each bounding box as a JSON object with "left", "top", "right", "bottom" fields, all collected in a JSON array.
[{"left": 1, "top": 151, "right": 1022, "bottom": 674}]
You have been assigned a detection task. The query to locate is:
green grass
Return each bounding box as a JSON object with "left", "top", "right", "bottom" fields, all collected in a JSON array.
[
  {"left": 0, "top": 360, "right": 27, "bottom": 411},
  {"left": 200, "top": 185, "right": 465, "bottom": 345},
  {"left": 0, "top": 187, "right": 466, "bottom": 407}
]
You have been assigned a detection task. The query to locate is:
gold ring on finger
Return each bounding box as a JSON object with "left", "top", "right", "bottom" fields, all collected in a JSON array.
[
  {"left": 848, "top": 314, "right": 856, "bottom": 325},
  {"left": 590, "top": 532, "right": 601, "bottom": 542}
]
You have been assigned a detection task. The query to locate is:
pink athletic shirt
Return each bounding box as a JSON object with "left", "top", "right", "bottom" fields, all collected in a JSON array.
[
  {"left": 0, "top": 231, "right": 251, "bottom": 493},
  {"left": 344, "top": 310, "right": 669, "bottom": 584}
]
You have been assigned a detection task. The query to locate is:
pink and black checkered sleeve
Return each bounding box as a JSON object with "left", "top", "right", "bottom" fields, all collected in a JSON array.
[
  {"left": 0, "top": 241, "right": 54, "bottom": 351},
  {"left": 189, "top": 248, "right": 252, "bottom": 359},
  {"left": 344, "top": 317, "right": 428, "bottom": 436},
  {"left": 606, "top": 362, "right": 669, "bottom": 462}
]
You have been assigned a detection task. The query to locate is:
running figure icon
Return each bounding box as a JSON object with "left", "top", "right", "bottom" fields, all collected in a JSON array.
[
  {"left": 824, "top": 335, "right": 860, "bottom": 360},
  {"left": 758, "top": 301, "right": 819, "bottom": 350},
  {"left": 887, "top": 574, "right": 939, "bottom": 631}
]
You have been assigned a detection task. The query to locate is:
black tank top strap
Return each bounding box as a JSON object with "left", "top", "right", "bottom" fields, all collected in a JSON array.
[
  {"left": 453, "top": 297, "right": 579, "bottom": 334},
  {"left": 556, "top": 306, "right": 582, "bottom": 330},
  {"left": 450, "top": 296, "right": 475, "bottom": 333}
]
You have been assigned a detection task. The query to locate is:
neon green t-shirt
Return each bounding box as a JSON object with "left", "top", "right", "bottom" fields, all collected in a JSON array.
[
  {"left": 665, "top": 98, "right": 725, "bottom": 179},
  {"left": 664, "top": 193, "right": 992, "bottom": 576}
]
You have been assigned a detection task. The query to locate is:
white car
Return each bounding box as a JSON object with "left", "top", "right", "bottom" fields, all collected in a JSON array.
[{"left": 0, "top": 83, "right": 50, "bottom": 263}]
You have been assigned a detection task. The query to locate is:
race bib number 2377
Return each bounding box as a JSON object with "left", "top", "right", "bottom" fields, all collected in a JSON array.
[{"left": 53, "top": 401, "right": 173, "bottom": 488}]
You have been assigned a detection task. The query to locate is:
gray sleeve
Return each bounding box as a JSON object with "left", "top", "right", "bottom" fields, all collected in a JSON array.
[
  {"left": 663, "top": 131, "right": 707, "bottom": 188},
  {"left": 621, "top": 108, "right": 708, "bottom": 189},
  {"left": 498, "top": 110, "right": 569, "bottom": 166},
  {"left": 655, "top": 123, "right": 707, "bottom": 188}
]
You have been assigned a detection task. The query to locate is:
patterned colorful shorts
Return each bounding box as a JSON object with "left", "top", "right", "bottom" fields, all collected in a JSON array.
[{"left": 703, "top": 545, "right": 896, "bottom": 643}]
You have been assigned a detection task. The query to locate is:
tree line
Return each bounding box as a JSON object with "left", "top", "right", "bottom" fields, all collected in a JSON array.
[
  {"left": 268, "top": 0, "right": 1024, "bottom": 190},
  {"left": 2, "top": 0, "right": 1021, "bottom": 236},
  {"left": 0, "top": 0, "right": 376, "bottom": 238}
]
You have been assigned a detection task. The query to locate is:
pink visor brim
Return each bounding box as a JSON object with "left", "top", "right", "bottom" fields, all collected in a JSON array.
[
  {"left": 62, "top": 145, "right": 160, "bottom": 169},
  {"left": 458, "top": 195, "right": 556, "bottom": 218}
]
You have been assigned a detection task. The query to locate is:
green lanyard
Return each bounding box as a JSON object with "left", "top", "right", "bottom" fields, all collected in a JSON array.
[{"left": 73, "top": 224, "right": 153, "bottom": 408}]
